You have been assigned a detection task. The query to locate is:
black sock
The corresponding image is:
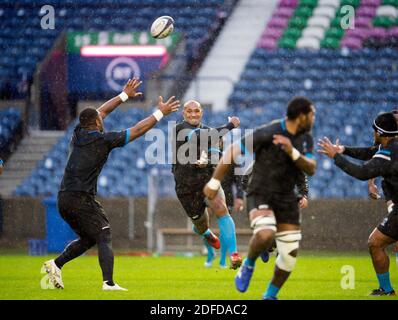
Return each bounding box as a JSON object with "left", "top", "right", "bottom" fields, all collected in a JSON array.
[
  {"left": 54, "top": 238, "right": 95, "bottom": 269},
  {"left": 96, "top": 229, "right": 114, "bottom": 284}
]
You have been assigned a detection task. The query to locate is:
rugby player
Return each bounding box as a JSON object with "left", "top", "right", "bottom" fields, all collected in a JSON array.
[
  {"left": 205, "top": 139, "right": 245, "bottom": 268},
  {"left": 44, "top": 78, "right": 180, "bottom": 291},
  {"left": 318, "top": 112, "right": 398, "bottom": 296},
  {"left": 204, "top": 97, "right": 317, "bottom": 299},
  {"left": 172, "top": 100, "right": 242, "bottom": 269}
]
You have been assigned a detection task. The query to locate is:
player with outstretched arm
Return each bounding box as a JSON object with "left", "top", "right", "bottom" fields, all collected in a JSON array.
[
  {"left": 204, "top": 97, "right": 317, "bottom": 299},
  {"left": 44, "top": 78, "right": 180, "bottom": 291},
  {"left": 318, "top": 112, "right": 398, "bottom": 296}
]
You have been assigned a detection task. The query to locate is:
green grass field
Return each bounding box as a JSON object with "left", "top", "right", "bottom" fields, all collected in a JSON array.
[{"left": 0, "top": 251, "right": 397, "bottom": 300}]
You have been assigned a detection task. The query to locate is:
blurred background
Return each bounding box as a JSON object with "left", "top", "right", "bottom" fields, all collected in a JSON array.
[{"left": 0, "top": 0, "right": 397, "bottom": 255}]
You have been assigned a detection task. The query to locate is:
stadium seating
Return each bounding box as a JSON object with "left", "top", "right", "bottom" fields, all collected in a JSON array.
[
  {"left": 0, "top": 108, "right": 23, "bottom": 156},
  {"left": 0, "top": 0, "right": 234, "bottom": 99},
  {"left": 259, "top": 0, "right": 398, "bottom": 50}
]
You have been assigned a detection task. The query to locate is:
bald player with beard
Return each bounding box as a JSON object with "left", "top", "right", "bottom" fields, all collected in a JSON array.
[{"left": 171, "top": 100, "right": 243, "bottom": 269}]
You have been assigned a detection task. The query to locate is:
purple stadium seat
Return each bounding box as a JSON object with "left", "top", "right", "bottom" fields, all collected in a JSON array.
[
  {"left": 278, "top": 0, "right": 298, "bottom": 8},
  {"left": 368, "top": 27, "right": 388, "bottom": 39},
  {"left": 345, "top": 28, "right": 371, "bottom": 40},
  {"left": 360, "top": 0, "right": 381, "bottom": 7},
  {"left": 258, "top": 38, "right": 278, "bottom": 50},
  {"left": 274, "top": 7, "right": 295, "bottom": 19},
  {"left": 262, "top": 28, "right": 284, "bottom": 40},
  {"left": 268, "top": 17, "right": 289, "bottom": 29},
  {"left": 355, "top": 17, "right": 372, "bottom": 28},
  {"left": 341, "top": 37, "right": 363, "bottom": 49},
  {"left": 388, "top": 27, "right": 398, "bottom": 38},
  {"left": 356, "top": 6, "right": 377, "bottom": 18}
]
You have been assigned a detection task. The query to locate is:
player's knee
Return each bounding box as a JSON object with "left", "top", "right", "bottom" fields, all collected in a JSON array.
[
  {"left": 81, "top": 237, "right": 96, "bottom": 249},
  {"left": 368, "top": 236, "right": 381, "bottom": 252},
  {"left": 250, "top": 214, "right": 276, "bottom": 235},
  {"left": 275, "top": 231, "right": 301, "bottom": 272},
  {"left": 96, "top": 227, "right": 112, "bottom": 244},
  {"left": 254, "top": 229, "right": 275, "bottom": 244}
]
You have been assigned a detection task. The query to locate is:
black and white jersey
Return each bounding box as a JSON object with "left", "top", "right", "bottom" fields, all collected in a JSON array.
[{"left": 240, "top": 118, "right": 314, "bottom": 200}]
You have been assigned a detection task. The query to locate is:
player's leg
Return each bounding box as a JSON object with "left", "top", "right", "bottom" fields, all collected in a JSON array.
[
  {"left": 219, "top": 235, "right": 228, "bottom": 268},
  {"left": 207, "top": 188, "right": 241, "bottom": 269},
  {"left": 179, "top": 191, "right": 220, "bottom": 249},
  {"left": 44, "top": 192, "right": 96, "bottom": 289},
  {"left": 191, "top": 209, "right": 215, "bottom": 267},
  {"left": 368, "top": 228, "right": 396, "bottom": 295},
  {"left": 235, "top": 196, "right": 277, "bottom": 292},
  {"left": 263, "top": 223, "right": 301, "bottom": 300},
  {"left": 81, "top": 197, "right": 127, "bottom": 291}
]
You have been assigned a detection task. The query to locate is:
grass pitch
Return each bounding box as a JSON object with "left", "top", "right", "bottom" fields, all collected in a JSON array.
[{"left": 0, "top": 251, "right": 397, "bottom": 300}]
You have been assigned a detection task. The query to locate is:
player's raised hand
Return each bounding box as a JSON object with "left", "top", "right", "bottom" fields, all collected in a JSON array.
[
  {"left": 334, "top": 139, "right": 345, "bottom": 154},
  {"left": 273, "top": 134, "right": 293, "bottom": 155},
  {"left": 123, "top": 78, "right": 143, "bottom": 98},
  {"left": 157, "top": 96, "right": 180, "bottom": 116},
  {"left": 228, "top": 116, "right": 240, "bottom": 128},
  {"left": 317, "top": 136, "right": 339, "bottom": 158}
]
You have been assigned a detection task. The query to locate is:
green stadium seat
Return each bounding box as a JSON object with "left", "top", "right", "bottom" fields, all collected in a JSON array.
[
  {"left": 321, "top": 37, "right": 340, "bottom": 48},
  {"left": 340, "top": 0, "right": 360, "bottom": 8},
  {"left": 331, "top": 17, "right": 343, "bottom": 28},
  {"left": 325, "top": 28, "right": 345, "bottom": 39},
  {"left": 278, "top": 37, "right": 298, "bottom": 49},
  {"left": 294, "top": 6, "right": 314, "bottom": 18},
  {"left": 283, "top": 27, "right": 303, "bottom": 40},
  {"left": 382, "top": 0, "right": 398, "bottom": 7},
  {"left": 288, "top": 16, "right": 308, "bottom": 29},
  {"left": 299, "top": 0, "right": 318, "bottom": 9},
  {"left": 373, "top": 16, "right": 395, "bottom": 28}
]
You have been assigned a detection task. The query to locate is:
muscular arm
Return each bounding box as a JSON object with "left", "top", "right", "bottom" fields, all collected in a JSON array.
[
  {"left": 343, "top": 146, "right": 378, "bottom": 161},
  {"left": 126, "top": 96, "right": 180, "bottom": 143},
  {"left": 294, "top": 156, "right": 317, "bottom": 176},
  {"left": 334, "top": 153, "right": 388, "bottom": 181},
  {"left": 212, "top": 142, "right": 242, "bottom": 182},
  {"left": 97, "top": 96, "right": 123, "bottom": 119},
  {"left": 97, "top": 78, "right": 142, "bottom": 119}
]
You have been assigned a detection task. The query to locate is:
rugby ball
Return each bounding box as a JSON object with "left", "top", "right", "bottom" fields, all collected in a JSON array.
[{"left": 150, "top": 16, "right": 174, "bottom": 39}]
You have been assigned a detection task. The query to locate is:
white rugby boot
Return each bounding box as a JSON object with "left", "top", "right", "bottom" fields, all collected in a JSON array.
[
  {"left": 102, "top": 281, "right": 128, "bottom": 291},
  {"left": 43, "top": 259, "right": 64, "bottom": 289}
]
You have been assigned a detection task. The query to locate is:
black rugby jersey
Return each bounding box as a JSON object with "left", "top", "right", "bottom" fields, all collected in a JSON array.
[
  {"left": 172, "top": 120, "right": 235, "bottom": 193},
  {"left": 336, "top": 140, "right": 398, "bottom": 203},
  {"left": 60, "top": 124, "right": 127, "bottom": 195},
  {"left": 240, "top": 119, "right": 314, "bottom": 199}
]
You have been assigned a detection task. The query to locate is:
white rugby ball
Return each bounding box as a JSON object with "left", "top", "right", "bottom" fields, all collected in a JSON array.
[{"left": 150, "top": 16, "right": 174, "bottom": 39}]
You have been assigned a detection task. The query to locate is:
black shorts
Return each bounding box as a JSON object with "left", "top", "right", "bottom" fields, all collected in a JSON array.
[
  {"left": 246, "top": 192, "right": 300, "bottom": 225},
  {"left": 176, "top": 190, "right": 207, "bottom": 220},
  {"left": 57, "top": 191, "right": 110, "bottom": 240},
  {"left": 176, "top": 188, "right": 227, "bottom": 220},
  {"left": 377, "top": 205, "right": 398, "bottom": 241}
]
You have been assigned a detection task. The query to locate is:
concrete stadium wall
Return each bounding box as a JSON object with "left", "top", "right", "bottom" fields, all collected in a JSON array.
[{"left": 0, "top": 197, "right": 388, "bottom": 252}]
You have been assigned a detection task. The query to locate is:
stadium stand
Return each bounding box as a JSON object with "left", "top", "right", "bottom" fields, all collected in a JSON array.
[
  {"left": 0, "top": 108, "right": 23, "bottom": 157},
  {"left": 0, "top": 0, "right": 235, "bottom": 99},
  {"left": 10, "top": 0, "right": 398, "bottom": 199}
]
